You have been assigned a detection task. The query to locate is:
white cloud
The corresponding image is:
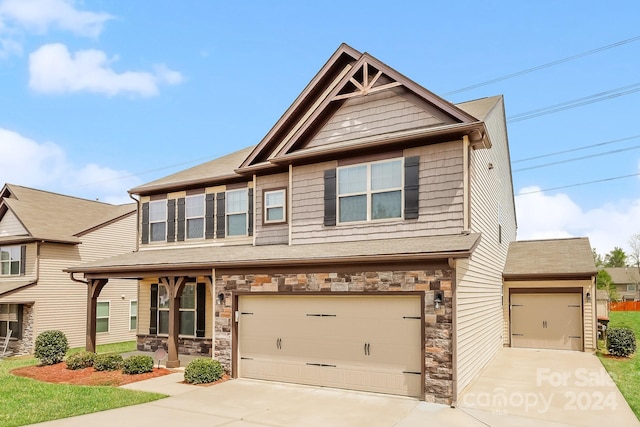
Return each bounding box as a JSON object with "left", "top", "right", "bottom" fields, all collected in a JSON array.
[
  {"left": 0, "top": 127, "right": 139, "bottom": 204},
  {"left": 516, "top": 185, "right": 640, "bottom": 254},
  {"left": 0, "top": 37, "right": 21, "bottom": 57},
  {"left": 0, "top": 0, "right": 112, "bottom": 37},
  {"left": 28, "top": 43, "right": 183, "bottom": 97}
]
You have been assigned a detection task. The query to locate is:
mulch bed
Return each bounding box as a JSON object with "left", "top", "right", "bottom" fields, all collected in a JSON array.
[{"left": 11, "top": 362, "right": 174, "bottom": 386}]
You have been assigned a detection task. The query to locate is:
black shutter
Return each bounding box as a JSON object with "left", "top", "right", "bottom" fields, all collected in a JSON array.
[
  {"left": 177, "top": 198, "right": 185, "bottom": 241},
  {"left": 166, "top": 199, "right": 176, "bottom": 242},
  {"left": 248, "top": 188, "right": 254, "bottom": 236},
  {"left": 150, "top": 284, "right": 158, "bottom": 335},
  {"left": 141, "top": 202, "right": 150, "bottom": 244},
  {"left": 404, "top": 156, "right": 420, "bottom": 219},
  {"left": 205, "top": 193, "right": 215, "bottom": 239},
  {"left": 20, "top": 245, "right": 26, "bottom": 276},
  {"left": 15, "top": 304, "right": 23, "bottom": 339},
  {"left": 196, "top": 283, "right": 206, "bottom": 337},
  {"left": 324, "top": 169, "right": 337, "bottom": 226},
  {"left": 216, "top": 193, "right": 226, "bottom": 238}
]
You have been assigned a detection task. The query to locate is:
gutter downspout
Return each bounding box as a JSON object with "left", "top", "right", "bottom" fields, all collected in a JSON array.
[
  {"left": 69, "top": 272, "right": 88, "bottom": 285},
  {"left": 129, "top": 193, "right": 140, "bottom": 252},
  {"left": 462, "top": 136, "right": 470, "bottom": 232}
]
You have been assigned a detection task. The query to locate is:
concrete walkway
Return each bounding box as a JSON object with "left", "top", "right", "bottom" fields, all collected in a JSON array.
[{"left": 31, "top": 348, "right": 639, "bottom": 427}]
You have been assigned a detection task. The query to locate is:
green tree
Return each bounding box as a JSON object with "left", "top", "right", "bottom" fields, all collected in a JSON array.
[
  {"left": 604, "top": 247, "right": 627, "bottom": 267},
  {"left": 629, "top": 233, "right": 640, "bottom": 269},
  {"left": 596, "top": 269, "right": 619, "bottom": 301},
  {"left": 592, "top": 249, "right": 604, "bottom": 268}
]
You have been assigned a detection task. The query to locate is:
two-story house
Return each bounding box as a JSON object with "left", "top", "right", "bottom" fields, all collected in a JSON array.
[
  {"left": 67, "top": 44, "right": 516, "bottom": 404},
  {"left": 0, "top": 184, "right": 138, "bottom": 355},
  {"left": 605, "top": 267, "right": 640, "bottom": 301}
]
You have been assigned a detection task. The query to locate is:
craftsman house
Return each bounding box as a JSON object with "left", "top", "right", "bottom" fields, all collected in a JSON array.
[
  {"left": 67, "top": 44, "right": 516, "bottom": 404},
  {"left": 0, "top": 184, "right": 138, "bottom": 354}
]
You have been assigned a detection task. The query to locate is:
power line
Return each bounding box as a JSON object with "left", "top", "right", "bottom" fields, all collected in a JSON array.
[
  {"left": 443, "top": 35, "right": 640, "bottom": 96},
  {"left": 512, "top": 134, "right": 640, "bottom": 163},
  {"left": 513, "top": 144, "right": 640, "bottom": 172},
  {"left": 508, "top": 82, "right": 640, "bottom": 123},
  {"left": 516, "top": 172, "right": 640, "bottom": 196}
]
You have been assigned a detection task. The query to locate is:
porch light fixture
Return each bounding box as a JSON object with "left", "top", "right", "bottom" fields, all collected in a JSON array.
[
  {"left": 434, "top": 290, "right": 444, "bottom": 310},
  {"left": 586, "top": 292, "right": 591, "bottom": 302},
  {"left": 217, "top": 293, "right": 225, "bottom": 305}
]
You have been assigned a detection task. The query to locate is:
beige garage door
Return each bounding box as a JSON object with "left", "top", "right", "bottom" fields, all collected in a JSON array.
[
  {"left": 511, "top": 293, "right": 583, "bottom": 351},
  {"left": 238, "top": 295, "right": 422, "bottom": 397}
]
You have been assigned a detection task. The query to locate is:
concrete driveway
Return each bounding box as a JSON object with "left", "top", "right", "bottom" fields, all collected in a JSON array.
[{"left": 31, "top": 348, "right": 638, "bottom": 427}]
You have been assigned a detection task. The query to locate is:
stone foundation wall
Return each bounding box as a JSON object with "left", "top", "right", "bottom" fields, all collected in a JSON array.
[
  {"left": 137, "top": 335, "right": 212, "bottom": 357},
  {"left": 214, "top": 269, "right": 453, "bottom": 404}
]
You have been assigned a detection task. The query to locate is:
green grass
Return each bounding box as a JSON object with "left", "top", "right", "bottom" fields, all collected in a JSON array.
[
  {"left": 67, "top": 340, "right": 137, "bottom": 356},
  {"left": 0, "top": 341, "right": 165, "bottom": 427},
  {"left": 597, "top": 311, "right": 640, "bottom": 420}
]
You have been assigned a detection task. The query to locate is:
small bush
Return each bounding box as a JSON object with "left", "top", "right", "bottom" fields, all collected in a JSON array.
[
  {"left": 66, "top": 351, "right": 96, "bottom": 370},
  {"left": 607, "top": 327, "right": 637, "bottom": 357},
  {"left": 34, "top": 330, "right": 69, "bottom": 365},
  {"left": 184, "top": 358, "right": 224, "bottom": 384},
  {"left": 93, "top": 353, "right": 124, "bottom": 371},
  {"left": 122, "top": 355, "right": 154, "bottom": 374}
]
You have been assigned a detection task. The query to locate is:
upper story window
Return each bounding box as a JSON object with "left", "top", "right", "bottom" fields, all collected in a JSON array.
[
  {"left": 0, "top": 246, "right": 20, "bottom": 276},
  {"left": 264, "top": 189, "right": 286, "bottom": 224},
  {"left": 226, "top": 189, "right": 248, "bottom": 236},
  {"left": 337, "top": 159, "right": 403, "bottom": 223},
  {"left": 149, "top": 201, "right": 166, "bottom": 242},
  {"left": 627, "top": 284, "right": 637, "bottom": 292},
  {"left": 185, "top": 195, "right": 205, "bottom": 239}
]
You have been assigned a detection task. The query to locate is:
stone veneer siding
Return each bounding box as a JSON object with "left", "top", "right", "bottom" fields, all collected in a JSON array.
[
  {"left": 137, "top": 335, "right": 212, "bottom": 357},
  {"left": 215, "top": 269, "right": 453, "bottom": 404}
]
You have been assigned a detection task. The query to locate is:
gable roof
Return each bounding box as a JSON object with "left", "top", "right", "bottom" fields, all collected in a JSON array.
[
  {"left": 604, "top": 267, "right": 640, "bottom": 284},
  {"left": 503, "top": 237, "right": 596, "bottom": 278},
  {"left": 0, "top": 184, "right": 135, "bottom": 244},
  {"left": 238, "top": 44, "right": 488, "bottom": 172}
]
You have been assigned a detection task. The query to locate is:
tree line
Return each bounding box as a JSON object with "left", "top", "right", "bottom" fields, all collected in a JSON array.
[{"left": 594, "top": 233, "right": 640, "bottom": 301}]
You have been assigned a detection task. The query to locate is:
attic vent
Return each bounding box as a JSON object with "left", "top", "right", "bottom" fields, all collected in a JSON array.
[{"left": 334, "top": 62, "right": 401, "bottom": 101}]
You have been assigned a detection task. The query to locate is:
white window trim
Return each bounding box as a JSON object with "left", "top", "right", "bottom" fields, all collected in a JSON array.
[
  {"left": 129, "top": 300, "right": 138, "bottom": 331},
  {"left": 185, "top": 194, "right": 205, "bottom": 240},
  {"left": 0, "top": 303, "right": 19, "bottom": 338},
  {"left": 149, "top": 200, "right": 167, "bottom": 242},
  {"left": 264, "top": 189, "right": 287, "bottom": 224},
  {"left": 0, "top": 246, "right": 21, "bottom": 276},
  {"left": 226, "top": 188, "right": 248, "bottom": 237},
  {"left": 336, "top": 158, "right": 404, "bottom": 224},
  {"left": 96, "top": 300, "right": 110, "bottom": 334}
]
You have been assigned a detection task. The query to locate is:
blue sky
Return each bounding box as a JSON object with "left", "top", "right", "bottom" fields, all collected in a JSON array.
[{"left": 0, "top": 0, "right": 639, "bottom": 254}]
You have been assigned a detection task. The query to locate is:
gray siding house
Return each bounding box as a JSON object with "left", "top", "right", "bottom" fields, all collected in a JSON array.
[{"left": 68, "top": 44, "right": 516, "bottom": 404}]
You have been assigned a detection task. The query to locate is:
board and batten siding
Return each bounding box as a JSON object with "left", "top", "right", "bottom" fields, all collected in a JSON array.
[
  {"left": 455, "top": 99, "right": 516, "bottom": 397},
  {"left": 0, "top": 209, "right": 28, "bottom": 236},
  {"left": 503, "top": 279, "right": 596, "bottom": 351},
  {"left": 255, "top": 172, "right": 289, "bottom": 246},
  {"left": 307, "top": 90, "right": 450, "bottom": 149},
  {"left": 290, "top": 141, "right": 465, "bottom": 245}
]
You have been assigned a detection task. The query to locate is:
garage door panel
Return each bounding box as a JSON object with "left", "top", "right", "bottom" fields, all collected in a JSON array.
[{"left": 238, "top": 295, "right": 422, "bottom": 397}]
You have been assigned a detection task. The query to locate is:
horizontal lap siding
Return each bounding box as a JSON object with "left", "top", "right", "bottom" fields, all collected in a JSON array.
[
  {"left": 290, "top": 142, "right": 464, "bottom": 245},
  {"left": 0, "top": 209, "right": 28, "bottom": 236},
  {"left": 308, "top": 91, "right": 445, "bottom": 148},
  {"left": 456, "top": 100, "right": 516, "bottom": 397},
  {"left": 255, "top": 173, "right": 289, "bottom": 245}
]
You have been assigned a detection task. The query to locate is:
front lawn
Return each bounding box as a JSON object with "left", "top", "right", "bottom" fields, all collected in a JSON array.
[
  {"left": 597, "top": 311, "right": 640, "bottom": 420},
  {"left": 0, "top": 341, "right": 166, "bottom": 427}
]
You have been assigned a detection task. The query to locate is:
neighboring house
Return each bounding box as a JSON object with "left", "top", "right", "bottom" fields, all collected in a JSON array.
[
  {"left": 68, "top": 44, "right": 517, "bottom": 404},
  {"left": 604, "top": 267, "right": 640, "bottom": 301},
  {"left": 502, "top": 238, "right": 597, "bottom": 352},
  {"left": 0, "top": 184, "right": 138, "bottom": 355}
]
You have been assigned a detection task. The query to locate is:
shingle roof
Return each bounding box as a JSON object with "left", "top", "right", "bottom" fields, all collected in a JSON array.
[
  {"left": 0, "top": 184, "right": 135, "bottom": 244},
  {"left": 66, "top": 233, "right": 480, "bottom": 275},
  {"left": 503, "top": 237, "right": 596, "bottom": 278},
  {"left": 603, "top": 267, "right": 640, "bottom": 284}
]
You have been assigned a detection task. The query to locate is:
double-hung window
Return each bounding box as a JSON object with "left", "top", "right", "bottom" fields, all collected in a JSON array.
[
  {"left": 0, "top": 304, "right": 20, "bottom": 338},
  {"left": 337, "top": 159, "right": 403, "bottom": 223},
  {"left": 185, "top": 195, "right": 205, "bottom": 239},
  {"left": 157, "top": 283, "right": 196, "bottom": 336},
  {"left": 149, "top": 201, "right": 167, "bottom": 242},
  {"left": 96, "top": 301, "right": 110, "bottom": 333},
  {"left": 158, "top": 285, "right": 170, "bottom": 334},
  {"left": 627, "top": 284, "right": 637, "bottom": 292},
  {"left": 130, "top": 301, "right": 138, "bottom": 331},
  {"left": 0, "top": 246, "right": 20, "bottom": 276},
  {"left": 264, "top": 189, "right": 286, "bottom": 223},
  {"left": 226, "top": 189, "right": 248, "bottom": 236}
]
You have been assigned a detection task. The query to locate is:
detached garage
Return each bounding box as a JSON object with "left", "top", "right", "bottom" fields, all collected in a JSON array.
[{"left": 502, "top": 238, "right": 597, "bottom": 352}]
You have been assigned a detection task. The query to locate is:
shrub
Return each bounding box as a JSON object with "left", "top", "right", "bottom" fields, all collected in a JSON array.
[
  {"left": 122, "top": 355, "right": 154, "bottom": 375},
  {"left": 184, "top": 358, "right": 224, "bottom": 384},
  {"left": 93, "top": 353, "right": 124, "bottom": 371},
  {"left": 34, "top": 330, "right": 69, "bottom": 365},
  {"left": 607, "top": 327, "right": 637, "bottom": 357},
  {"left": 66, "top": 351, "right": 96, "bottom": 370}
]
